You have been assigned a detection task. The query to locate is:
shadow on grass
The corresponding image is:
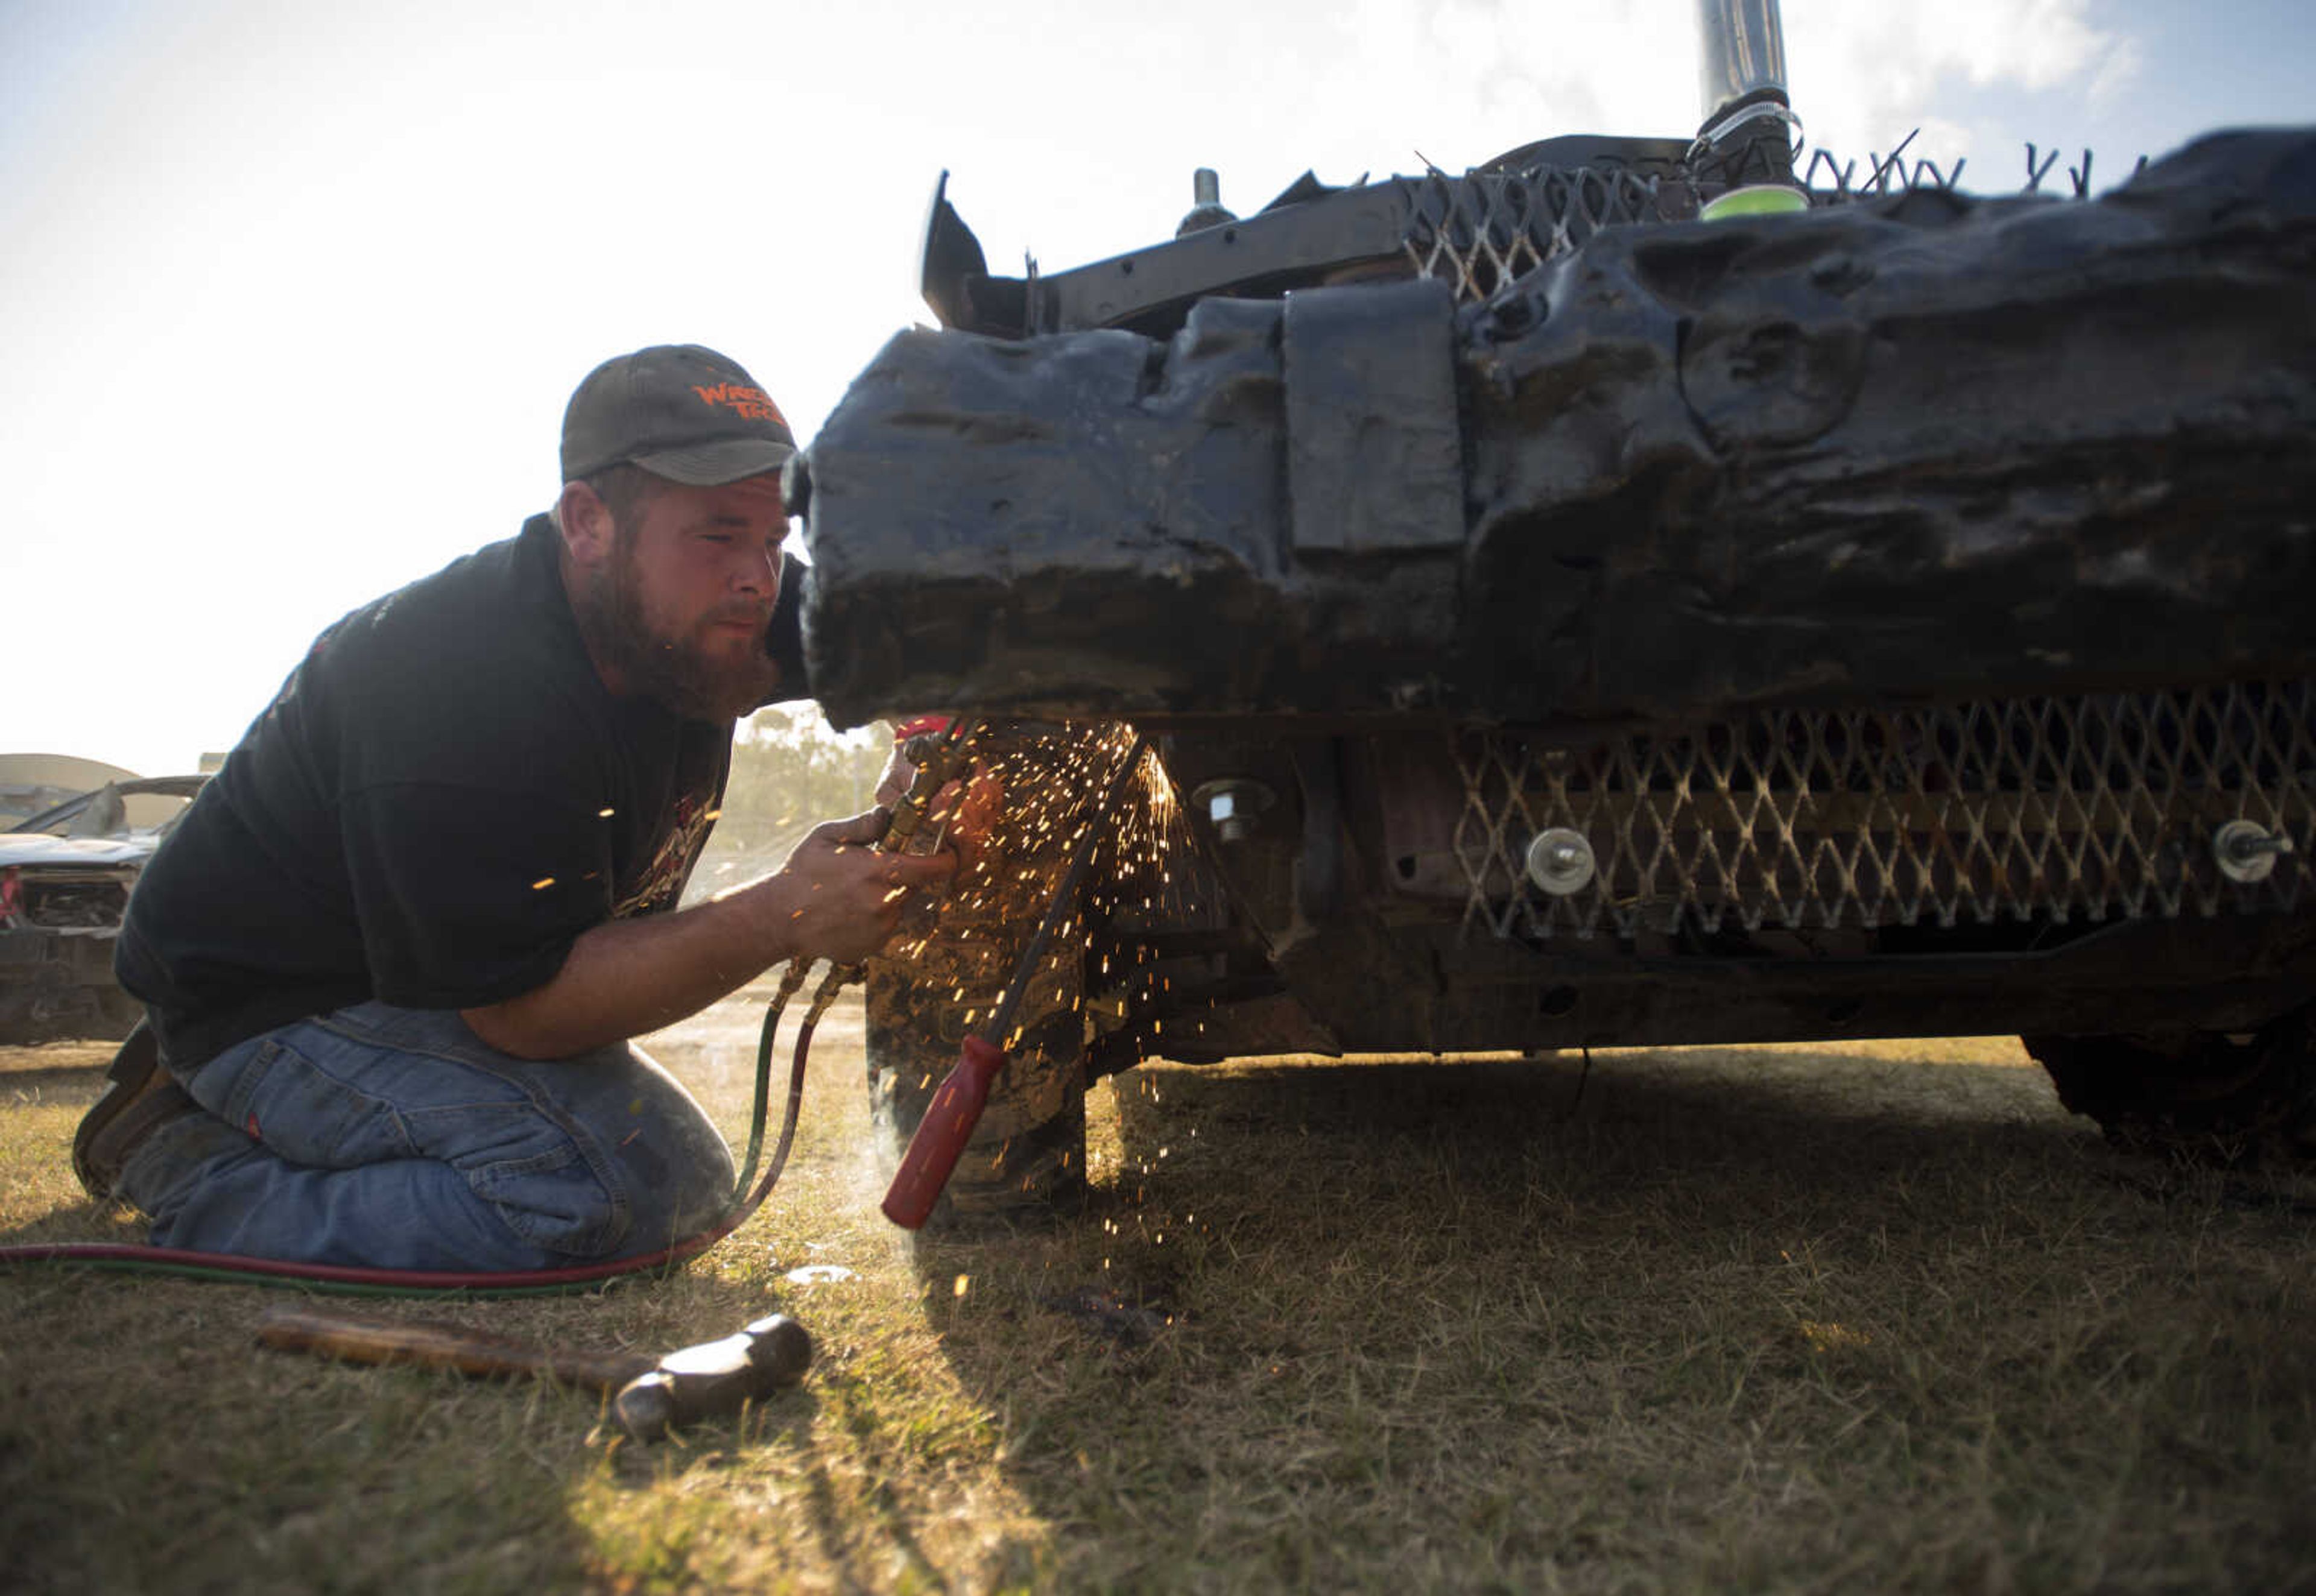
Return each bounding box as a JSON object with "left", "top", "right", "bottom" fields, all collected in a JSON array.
[{"left": 891, "top": 1048, "right": 2316, "bottom": 1592}]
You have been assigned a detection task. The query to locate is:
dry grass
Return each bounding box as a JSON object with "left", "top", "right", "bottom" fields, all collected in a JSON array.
[{"left": 4, "top": 990, "right": 2314, "bottom": 1594}]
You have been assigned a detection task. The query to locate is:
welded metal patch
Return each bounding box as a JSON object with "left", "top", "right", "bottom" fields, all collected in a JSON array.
[{"left": 1283, "top": 277, "right": 1463, "bottom": 554}]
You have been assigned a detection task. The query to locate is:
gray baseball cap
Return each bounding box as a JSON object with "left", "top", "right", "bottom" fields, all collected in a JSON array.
[{"left": 560, "top": 344, "right": 797, "bottom": 485}]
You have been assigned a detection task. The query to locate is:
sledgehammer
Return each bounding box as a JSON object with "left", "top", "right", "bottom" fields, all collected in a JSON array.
[
  {"left": 255, "top": 1304, "right": 811, "bottom": 1442},
  {"left": 881, "top": 733, "right": 1150, "bottom": 1229}
]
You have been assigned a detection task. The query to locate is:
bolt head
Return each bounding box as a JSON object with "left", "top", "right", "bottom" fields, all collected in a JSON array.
[
  {"left": 1525, "top": 828, "right": 1597, "bottom": 896},
  {"left": 2215, "top": 819, "right": 2289, "bottom": 885}
]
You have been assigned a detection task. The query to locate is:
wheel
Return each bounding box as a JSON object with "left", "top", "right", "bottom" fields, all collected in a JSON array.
[
  {"left": 861, "top": 722, "right": 1113, "bottom": 1224},
  {"left": 864, "top": 944, "right": 1087, "bottom": 1222},
  {"left": 2025, "top": 1005, "right": 2316, "bottom": 1165}
]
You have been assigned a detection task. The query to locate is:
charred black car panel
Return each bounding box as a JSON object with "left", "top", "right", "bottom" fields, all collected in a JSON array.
[
  {"left": 803, "top": 125, "right": 2316, "bottom": 1189},
  {"left": 806, "top": 131, "right": 2316, "bottom": 733}
]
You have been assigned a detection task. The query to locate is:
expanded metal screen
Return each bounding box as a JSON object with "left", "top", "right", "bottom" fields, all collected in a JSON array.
[
  {"left": 1401, "top": 165, "right": 1686, "bottom": 300},
  {"left": 1399, "top": 145, "right": 2051, "bottom": 304},
  {"left": 1453, "top": 681, "right": 2316, "bottom": 940}
]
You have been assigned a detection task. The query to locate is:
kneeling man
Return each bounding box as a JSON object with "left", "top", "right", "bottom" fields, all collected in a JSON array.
[{"left": 76, "top": 344, "right": 952, "bottom": 1270}]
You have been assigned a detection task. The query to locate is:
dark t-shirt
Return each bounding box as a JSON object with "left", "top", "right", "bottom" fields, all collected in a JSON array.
[{"left": 117, "top": 514, "right": 808, "bottom": 1070}]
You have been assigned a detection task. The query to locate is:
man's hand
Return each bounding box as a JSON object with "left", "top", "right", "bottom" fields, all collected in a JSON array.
[
  {"left": 875, "top": 739, "right": 1003, "bottom": 881},
  {"left": 750, "top": 809, "right": 957, "bottom": 966}
]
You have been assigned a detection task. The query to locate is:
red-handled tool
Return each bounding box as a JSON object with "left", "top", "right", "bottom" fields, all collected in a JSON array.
[{"left": 882, "top": 732, "right": 1150, "bottom": 1229}]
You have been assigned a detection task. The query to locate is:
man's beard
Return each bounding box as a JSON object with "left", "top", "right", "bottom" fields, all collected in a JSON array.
[{"left": 572, "top": 537, "right": 780, "bottom": 722}]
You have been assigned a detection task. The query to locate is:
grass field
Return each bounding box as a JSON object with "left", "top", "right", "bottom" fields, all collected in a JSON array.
[{"left": 4, "top": 985, "right": 2312, "bottom": 1594}]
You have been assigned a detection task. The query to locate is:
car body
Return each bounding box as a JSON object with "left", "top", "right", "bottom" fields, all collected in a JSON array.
[
  {"left": 796, "top": 112, "right": 2316, "bottom": 1208},
  {"left": 1, "top": 775, "right": 208, "bottom": 1042}
]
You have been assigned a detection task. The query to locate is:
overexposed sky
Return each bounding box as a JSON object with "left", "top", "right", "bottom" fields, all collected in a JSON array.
[{"left": 2, "top": 0, "right": 2308, "bottom": 774}]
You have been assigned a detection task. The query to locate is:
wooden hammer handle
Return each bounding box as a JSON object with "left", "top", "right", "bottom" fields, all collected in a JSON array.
[{"left": 255, "top": 1304, "right": 654, "bottom": 1393}]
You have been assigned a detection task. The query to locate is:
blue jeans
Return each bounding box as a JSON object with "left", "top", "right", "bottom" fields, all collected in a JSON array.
[{"left": 115, "top": 1002, "right": 736, "bottom": 1270}]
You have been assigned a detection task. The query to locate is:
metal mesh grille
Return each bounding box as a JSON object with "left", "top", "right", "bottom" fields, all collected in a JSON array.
[
  {"left": 1400, "top": 166, "right": 1686, "bottom": 300},
  {"left": 1453, "top": 681, "right": 2316, "bottom": 940},
  {"left": 1400, "top": 144, "right": 2092, "bottom": 305}
]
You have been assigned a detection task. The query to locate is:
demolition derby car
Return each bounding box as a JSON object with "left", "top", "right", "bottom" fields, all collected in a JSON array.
[
  {"left": 791, "top": 42, "right": 2316, "bottom": 1213},
  {"left": 1, "top": 773, "right": 208, "bottom": 1043}
]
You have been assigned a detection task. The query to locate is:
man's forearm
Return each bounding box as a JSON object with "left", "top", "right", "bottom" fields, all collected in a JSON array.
[
  {"left": 460, "top": 810, "right": 952, "bottom": 1062},
  {"left": 461, "top": 887, "right": 800, "bottom": 1061}
]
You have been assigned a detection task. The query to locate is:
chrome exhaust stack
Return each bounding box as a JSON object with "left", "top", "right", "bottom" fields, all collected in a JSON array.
[{"left": 1694, "top": 0, "right": 1808, "bottom": 216}]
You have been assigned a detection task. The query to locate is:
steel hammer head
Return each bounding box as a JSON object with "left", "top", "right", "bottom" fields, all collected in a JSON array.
[{"left": 613, "top": 1314, "right": 814, "bottom": 1443}]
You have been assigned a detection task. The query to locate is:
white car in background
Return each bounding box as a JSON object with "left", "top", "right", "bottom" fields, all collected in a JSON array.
[{"left": 1, "top": 771, "right": 207, "bottom": 1042}]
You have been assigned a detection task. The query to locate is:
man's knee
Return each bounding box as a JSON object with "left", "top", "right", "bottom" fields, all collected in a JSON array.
[{"left": 569, "top": 1055, "right": 735, "bottom": 1254}]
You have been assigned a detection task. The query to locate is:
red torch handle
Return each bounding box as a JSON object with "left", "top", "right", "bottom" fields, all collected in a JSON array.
[{"left": 881, "top": 1035, "right": 1008, "bottom": 1229}]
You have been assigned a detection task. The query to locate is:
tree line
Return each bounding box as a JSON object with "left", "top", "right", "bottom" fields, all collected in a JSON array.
[{"left": 685, "top": 705, "right": 891, "bottom": 902}]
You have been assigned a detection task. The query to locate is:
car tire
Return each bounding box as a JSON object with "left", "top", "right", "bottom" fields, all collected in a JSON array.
[
  {"left": 864, "top": 944, "right": 1089, "bottom": 1224},
  {"left": 2025, "top": 1005, "right": 2316, "bottom": 1165},
  {"left": 859, "top": 720, "right": 1113, "bottom": 1225}
]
